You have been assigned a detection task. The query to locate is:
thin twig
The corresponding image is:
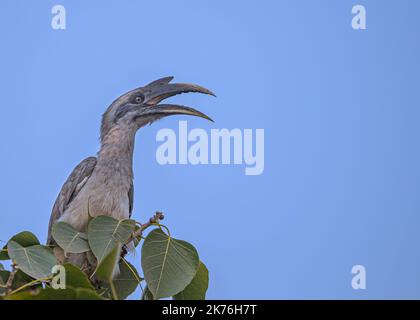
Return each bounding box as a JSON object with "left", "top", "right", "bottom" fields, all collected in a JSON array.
[
  {"left": 8, "top": 277, "right": 51, "bottom": 296},
  {"left": 5, "top": 263, "right": 17, "bottom": 295},
  {"left": 125, "top": 211, "right": 165, "bottom": 246}
]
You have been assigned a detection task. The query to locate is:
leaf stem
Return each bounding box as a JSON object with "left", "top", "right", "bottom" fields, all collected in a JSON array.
[
  {"left": 8, "top": 276, "right": 51, "bottom": 296},
  {"left": 156, "top": 223, "right": 171, "bottom": 237},
  {"left": 109, "top": 279, "right": 118, "bottom": 300}
]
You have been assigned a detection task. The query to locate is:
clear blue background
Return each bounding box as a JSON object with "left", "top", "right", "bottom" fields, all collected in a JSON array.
[{"left": 0, "top": 0, "right": 419, "bottom": 299}]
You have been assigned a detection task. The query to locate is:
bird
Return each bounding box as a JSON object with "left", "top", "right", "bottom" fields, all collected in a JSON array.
[{"left": 47, "top": 76, "right": 214, "bottom": 271}]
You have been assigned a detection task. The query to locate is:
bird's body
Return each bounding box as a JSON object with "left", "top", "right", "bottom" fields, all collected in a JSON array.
[
  {"left": 47, "top": 77, "right": 214, "bottom": 271},
  {"left": 52, "top": 126, "right": 135, "bottom": 235}
]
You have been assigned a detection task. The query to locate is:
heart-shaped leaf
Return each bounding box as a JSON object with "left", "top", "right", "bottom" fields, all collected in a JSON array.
[
  {"left": 62, "top": 263, "right": 94, "bottom": 290},
  {"left": 94, "top": 244, "right": 121, "bottom": 283},
  {"left": 87, "top": 216, "right": 135, "bottom": 263},
  {"left": 7, "top": 241, "right": 57, "bottom": 279},
  {"left": 111, "top": 259, "right": 142, "bottom": 300},
  {"left": 51, "top": 222, "right": 90, "bottom": 255},
  {"left": 100, "top": 258, "right": 143, "bottom": 300},
  {"left": 0, "top": 231, "right": 40, "bottom": 260},
  {"left": 174, "top": 261, "right": 209, "bottom": 300},
  {"left": 141, "top": 228, "right": 199, "bottom": 299}
]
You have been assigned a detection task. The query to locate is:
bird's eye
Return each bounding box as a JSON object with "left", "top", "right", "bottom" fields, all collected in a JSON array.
[{"left": 135, "top": 95, "right": 144, "bottom": 104}]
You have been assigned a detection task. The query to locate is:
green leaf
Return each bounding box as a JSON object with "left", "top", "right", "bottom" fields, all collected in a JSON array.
[
  {"left": 0, "top": 270, "right": 9, "bottom": 282},
  {"left": 141, "top": 228, "right": 199, "bottom": 299},
  {"left": 0, "top": 267, "right": 9, "bottom": 290},
  {"left": 74, "top": 288, "right": 105, "bottom": 300},
  {"left": 141, "top": 286, "right": 154, "bottom": 300},
  {"left": 94, "top": 244, "right": 121, "bottom": 282},
  {"left": 6, "top": 287, "right": 104, "bottom": 300},
  {"left": 8, "top": 232, "right": 40, "bottom": 247},
  {"left": 109, "top": 259, "right": 142, "bottom": 300},
  {"left": 0, "top": 231, "right": 40, "bottom": 260},
  {"left": 62, "top": 263, "right": 94, "bottom": 290},
  {"left": 174, "top": 261, "right": 209, "bottom": 300},
  {"left": 0, "top": 270, "right": 10, "bottom": 295},
  {"left": 12, "top": 270, "right": 41, "bottom": 290},
  {"left": 87, "top": 216, "right": 135, "bottom": 263},
  {"left": 7, "top": 241, "right": 57, "bottom": 279},
  {"left": 51, "top": 222, "right": 90, "bottom": 255},
  {"left": 0, "top": 249, "right": 7, "bottom": 261},
  {"left": 0, "top": 263, "right": 4, "bottom": 271}
]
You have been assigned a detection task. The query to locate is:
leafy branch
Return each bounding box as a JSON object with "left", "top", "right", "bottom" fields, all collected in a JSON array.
[{"left": 0, "top": 211, "right": 209, "bottom": 300}]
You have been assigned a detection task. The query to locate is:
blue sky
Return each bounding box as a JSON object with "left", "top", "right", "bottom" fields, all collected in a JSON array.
[{"left": 1, "top": 0, "right": 420, "bottom": 299}]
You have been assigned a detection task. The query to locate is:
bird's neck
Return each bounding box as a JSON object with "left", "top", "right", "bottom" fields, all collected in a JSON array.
[{"left": 97, "top": 125, "right": 137, "bottom": 179}]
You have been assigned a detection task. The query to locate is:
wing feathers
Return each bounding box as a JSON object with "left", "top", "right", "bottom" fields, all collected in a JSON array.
[{"left": 47, "top": 157, "right": 97, "bottom": 244}]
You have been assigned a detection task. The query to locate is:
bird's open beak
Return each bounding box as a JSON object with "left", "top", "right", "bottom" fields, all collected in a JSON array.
[
  {"left": 145, "top": 104, "right": 214, "bottom": 122},
  {"left": 143, "top": 77, "right": 215, "bottom": 122}
]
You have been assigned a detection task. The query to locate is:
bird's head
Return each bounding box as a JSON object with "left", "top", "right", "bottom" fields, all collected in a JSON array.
[{"left": 101, "top": 76, "right": 215, "bottom": 141}]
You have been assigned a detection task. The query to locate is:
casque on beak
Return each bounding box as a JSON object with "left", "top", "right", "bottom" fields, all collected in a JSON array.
[{"left": 141, "top": 77, "right": 215, "bottom": 122}]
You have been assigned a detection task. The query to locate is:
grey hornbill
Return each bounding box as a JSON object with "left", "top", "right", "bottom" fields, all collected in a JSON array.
[{"left": 47, "top": 76, "right": 214, "bottom": 269}]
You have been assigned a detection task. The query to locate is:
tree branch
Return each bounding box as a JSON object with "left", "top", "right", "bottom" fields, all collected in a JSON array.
[
  {"left": 5, "top": 263, "right": 17, "bottom": 295},
  {"left": 133, "top": 211, "right": 165, "bottom": 240},
  {"left": 123, "top": 211, "right": 164, "bottom": 251}
]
